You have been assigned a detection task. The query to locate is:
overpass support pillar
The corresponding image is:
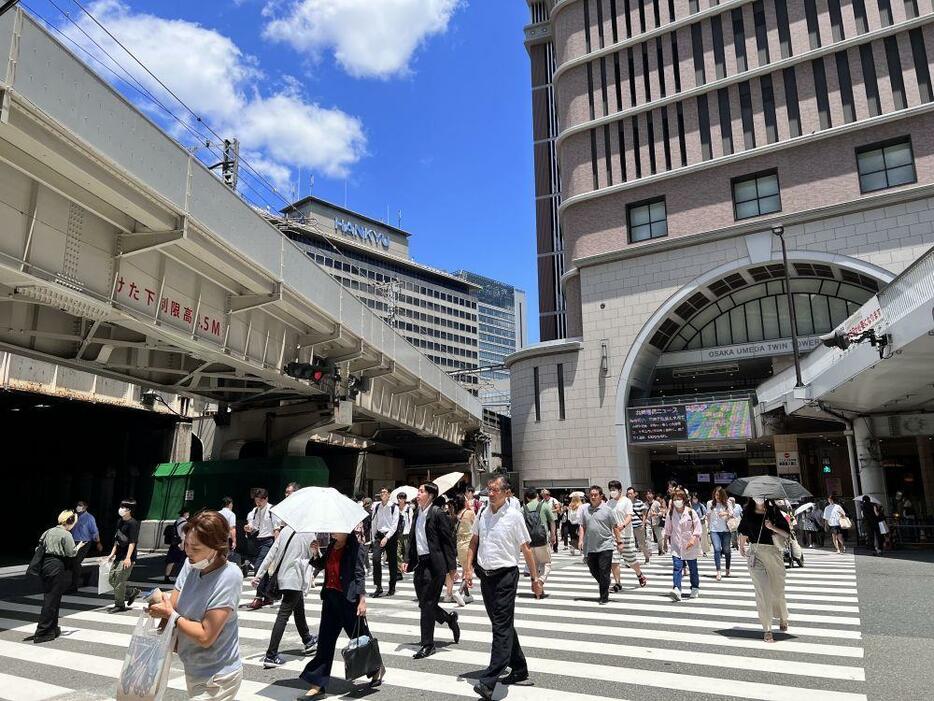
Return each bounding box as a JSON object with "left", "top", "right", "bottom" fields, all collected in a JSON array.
[
  {"left": 853, "top": 418, "right": 885, "bottom": 504},
  {"left": 169, "top": 422, "right": 193, "bottom": 462},
  {"left": 917, "top": 436, "right": 934, "bottom": 517}
]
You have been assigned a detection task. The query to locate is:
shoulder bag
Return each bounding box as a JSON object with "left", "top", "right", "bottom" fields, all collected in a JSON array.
[
  {"left": 342, "top": 616, "right": 383, "bottom": 680},
  {"left": 26, "top": 532, "right": 47, "bottom": 577},
  {"left": 838, "top": 507, "right": 853, "bottom": 530},
  {"left": 264, "top": 530, "right": 297, "bottom": 601}
]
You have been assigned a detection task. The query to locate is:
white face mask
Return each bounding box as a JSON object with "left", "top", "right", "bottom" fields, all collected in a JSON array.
[
  {"left": 117, "top": 507, "right": 127, "bottom": 518},
  {"left": 673, "top": 499, "right": 684, "bottom": 509},
  {"left": 190, "top": 553, "right": 216, "bottom": 571},
  {"left": 75, "top": 506, "right": 85, "bottom": 513},
  {"left": 609, "top": 490, "right": 620, "bottom": 499}
]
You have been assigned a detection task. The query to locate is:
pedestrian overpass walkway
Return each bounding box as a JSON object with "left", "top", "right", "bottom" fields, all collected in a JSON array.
[
  {"left": 758, "top": 243, "right": 934, "bottom": 416},
  {"left": 0, "top": 9, "right": 480, "bottom": 448}
]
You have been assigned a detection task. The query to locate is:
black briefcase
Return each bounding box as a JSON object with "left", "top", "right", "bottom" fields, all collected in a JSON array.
[{"left": 341, "top": 617, "right": 382, "bottom": 680}]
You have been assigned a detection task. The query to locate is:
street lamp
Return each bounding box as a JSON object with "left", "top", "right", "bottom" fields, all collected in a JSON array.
[{"left": 772, "top": 224, "right": 804, "bottom": 388}]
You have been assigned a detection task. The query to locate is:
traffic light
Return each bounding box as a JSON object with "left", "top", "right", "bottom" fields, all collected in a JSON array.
[{"left": 284, "top": 358, "right": 335, "bottom": 384}]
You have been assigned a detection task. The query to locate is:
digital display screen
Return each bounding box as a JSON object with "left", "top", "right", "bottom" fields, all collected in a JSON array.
[{"left": 628, "top": 400, "right": 753, "bottom": 443}]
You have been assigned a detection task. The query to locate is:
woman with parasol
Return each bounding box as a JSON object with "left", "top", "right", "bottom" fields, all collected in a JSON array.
[{"left": 730, "top": 476, "right": 806, "bottom": 642}]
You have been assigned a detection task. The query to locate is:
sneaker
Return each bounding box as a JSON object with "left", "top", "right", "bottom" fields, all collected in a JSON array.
[
  {"left": 303, "top": 637, "right": 318, "bottom": 655},
  {"left": 441, "top": 593, "right": 454, "bottom": 604},
  {"left": 452, "top": 590, "right": 466, "bottom": 607},
  {"left": 669, "top": 588, "right": 682, "bottom": 602},
  {"left": 690, "top": 587, "right": 700, "bottom": 599},
  {"left": 263, "top": 654, "right": 285, "bottom": 669}
]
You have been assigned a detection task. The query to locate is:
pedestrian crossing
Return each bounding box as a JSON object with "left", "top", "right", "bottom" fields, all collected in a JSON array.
[{"left": 0, "top": 548, "right": 866, "bottom": 700}]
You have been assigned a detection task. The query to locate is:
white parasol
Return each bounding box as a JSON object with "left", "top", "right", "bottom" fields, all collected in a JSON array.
[
  {"left": 569, "top": 491, "right": 586, "bottom": 498},
  {"left": 854, "top": 494, "right": 882, "bottom": 505},
  {"left": 431, "top": 471, "right": 465, "bottom": 496},
  {"left": 390, "top": 485, "right": 418, "bottom": 502},
  {"left": 270, "top": 487, "right": 368, "bottom": 534},
  {"left": 794, "top": 502, "right": 815, "bottom": 516}
]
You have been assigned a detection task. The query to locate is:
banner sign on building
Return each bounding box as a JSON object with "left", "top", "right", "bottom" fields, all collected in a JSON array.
[
  {"left": 657, "top": 336, "right": 821, "bottom": 367},
  {"left": 842, "top": 296, "right": 886, "bottom": 338},
  {"left": 776, "top": 451, "right": 800, "bottom": 475},
  {"left": 628, "top": 399, "right": 754, "bottom": 443},
  {"left": 714, "top": 471, "right": 737, "bottom": 484}
]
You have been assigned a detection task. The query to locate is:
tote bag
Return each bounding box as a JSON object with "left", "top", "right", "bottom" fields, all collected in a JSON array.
[
  {"left": 115, "top": 611, "right": 178, "bottom": 701},
  {"left": 342, "top": 617, "right": 382, "bottom": 680}
]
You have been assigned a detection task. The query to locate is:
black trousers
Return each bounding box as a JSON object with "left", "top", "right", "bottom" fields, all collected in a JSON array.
[
  {"left": 37, "top": 558, "right": 70, "bottom": 637},
  {"left": 413, "top": 556, "right": 451, "bottom": 645},
  {"left": 586, "top": 550, "right": 613, "bottom": 600},
  {"left": 267, "top": 589, "right": 312, "bottom": 656},
  {"left": 70, "top": 543, "right": 93, "bottom": 591},
  {"left": 372, "top": 531, "right": 399, "bottom": 589},
  {"left": 477, "top": 565, "right": 526, "bottom": 689},
  {"left": 300, "top": 588, "right": 370, "bottom": 689},
  {"left": 253, "top": 537, "right": 275, "bottom": 599}
]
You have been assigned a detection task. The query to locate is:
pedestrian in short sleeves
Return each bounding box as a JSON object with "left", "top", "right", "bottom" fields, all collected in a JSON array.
[
  {"left": 578, "top": 485, "right": 621, "bottom": 604},
  {"left": 663, "top": 488, "right": 702, "bottom": 601},
  {"left": 147, "top": 511, "right": 244, "bottom": 700},
  {"left": 463, "top": 475, "right": 542, "bottom": 700},
  {"left": 107, "top": 498, "right": 140, "bottom": 612}
]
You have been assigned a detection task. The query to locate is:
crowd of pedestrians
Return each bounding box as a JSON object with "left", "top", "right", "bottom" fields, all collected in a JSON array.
[{"left": 25, "top": 475, "right": 884, "bottom": 699}]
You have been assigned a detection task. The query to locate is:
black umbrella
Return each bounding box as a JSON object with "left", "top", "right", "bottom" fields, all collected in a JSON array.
[{"left": 726, "top": 475, "right": 812, "bottom": 502}]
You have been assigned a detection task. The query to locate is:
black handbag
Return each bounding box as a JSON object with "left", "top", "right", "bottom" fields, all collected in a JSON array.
[
  {"left": 26, "top": 534, "right": 46, "bottom": 577},
  {"left": 342, "top": 616, "right": 382, "bottom": 680}
]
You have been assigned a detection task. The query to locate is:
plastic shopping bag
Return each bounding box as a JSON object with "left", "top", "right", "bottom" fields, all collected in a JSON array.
[
  {"left": 115, "top": 611, "right": 177, "bottom": 701},
  {"left": 98, "top": 559, "right": 114, "bottom": 595}
]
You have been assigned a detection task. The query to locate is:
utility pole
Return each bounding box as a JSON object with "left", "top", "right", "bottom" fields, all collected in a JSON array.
[{"left": 209, "top": 139, "right": 239, "bottom": 191}]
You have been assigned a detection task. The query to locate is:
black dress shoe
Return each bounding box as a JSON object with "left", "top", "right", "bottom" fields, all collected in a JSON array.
[
  {"left": 32, "top": 634, "right": 56, "bottom": 644},
  {"left": 500, "top": 670, "right": 533, "bottom": 685},
  {"left": 473, "top": 682, "right": 494, "bottom": 700},
  {"left": 372, "top": 589, "right": 385, "bottom": 598},
  {"left": 448, "top": 610, "right": 460, "bottom": 644},
  {"left": 413, "top": 644, "right": 436, "bottom": 659},
  {"left": 387, "top": 588, "right": 396, "bottom": 597}
]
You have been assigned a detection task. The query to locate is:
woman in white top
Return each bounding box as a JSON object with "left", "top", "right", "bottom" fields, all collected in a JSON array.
[
  {"left": 707, "top": 487, "right": 734, "bottom": 580},
  {"left": 254, "top": 525, "right": 319, "bottom": 668},
  {"left": 567, "top": 495, "right": 583, "bottom": 556}
]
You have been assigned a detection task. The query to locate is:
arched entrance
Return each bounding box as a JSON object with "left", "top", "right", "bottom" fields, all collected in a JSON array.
[{"left": 613, "top": 250, "right": 895, "bottom": 488}]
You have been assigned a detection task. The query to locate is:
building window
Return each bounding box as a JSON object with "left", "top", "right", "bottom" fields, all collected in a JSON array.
[
  {"left": 885, "top": 36, "right": 907, "bottom": 110},
  {"left": 697, "top": 94, "right": 712, "bottom": 160},
  {"left": 910, "top": 29, "right": 933, "bottom": 103},
  {"left": 718, "top": 88, "right": 733, "bottom": 155},
  {"left": 857, "top": 138, "right": 916, "bottom": 193},
  {"left": 775, "top": 0, "right": 792, "bottom": 58},
  {"left": 804, "top": 0, "right": 821, "bottom": 49},
  {"left": 732, "top": 171, "right": 781, "bottom": 220},
  {"left": 761, "top": 75, "right": 778, "bottom": 143},
  {"left": 753, "top": 0, "right": 769, "bottom": 65},
  {"left": 712, "top": 15, "right": 726, "bottom": 79},
  {"left": 533, "top": 366, "right": 541, "bottom": 422},
  {"left": 860, "top": 44, "right": 881, "bottom": 116},
  {"left": 692, "top": 23, "right": 705, "bottom": 86},
  {"left": 732, "top": 9, "right": 747, "bottom": 72},
  {"left": 853, "top": 0, "right": 869, "bottom": 33},
  {"left": 828, "top": 0, "right": 845, "bottom": 42},
  {"left": 836, "top": 51, "right": 856, "bottom": 123},
  {"left": 557, "top": 363, "right": 566, "bottom": 420},
  {"left": 812, "top": 59, "right": 832, "bottom": 129},
  {"left": 628, "top": 197, "right": 668, "bottom": 242}
]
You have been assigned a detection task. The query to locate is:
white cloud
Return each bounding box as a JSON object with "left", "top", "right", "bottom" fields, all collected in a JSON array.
[
  {"left": 261, "top": 0, "right": 463, "bottom": 79},
  {"left": 58, "top": 1, "right": 366, "bottom": 184}
]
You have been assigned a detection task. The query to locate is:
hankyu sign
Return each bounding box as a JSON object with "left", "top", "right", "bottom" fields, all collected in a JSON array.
[
  {"left": 657, "top": 336, "right": 821, "bottom": 367},
  {"left": 334, "top": 217, "right": 390, "bottom": 249},
  {"left": 776, "top": 450, "right": 800, "bottom": 475}
]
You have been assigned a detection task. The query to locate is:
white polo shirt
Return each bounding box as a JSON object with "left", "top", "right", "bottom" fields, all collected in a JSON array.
[
  {"left": 218, "top": 507, "right": 236, "bottom": 530},
  {"left": 247, "top": 503, "right": 279, "bottom": 538},
  {"left": 370, "top": 500, "right": 399, "bottom": 540},
  {"left": 471, "top": 501, "right": 531, "bottom": 570}
]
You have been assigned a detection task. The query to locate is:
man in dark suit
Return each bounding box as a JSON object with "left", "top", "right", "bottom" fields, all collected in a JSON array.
[{"left": 404, "top": 481, "right": 460, "bottom": 659}]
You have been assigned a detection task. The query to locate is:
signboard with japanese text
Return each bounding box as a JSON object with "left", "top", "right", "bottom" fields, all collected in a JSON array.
[
  {"left": 628, "top": 399, "right": 754, "bottom": 444},
  {"left": 776, "top": 451, "right": 800, "bottom": 475}
]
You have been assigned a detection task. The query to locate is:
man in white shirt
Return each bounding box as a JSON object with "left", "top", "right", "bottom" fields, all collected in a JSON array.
[
  {"left": 464, "top": 475, "right": 542, "bottom": 700},
  {"left": 219, "top": 497, "right": 237, "bottom": 552},
  {"left": 822, "top": 494, "right": 848, "bottom": 554},
  {"left": 607, "top": 480, "right": 648, "bottom": 591},
  {"left": 370, "top": 487, "right": 400, "bottom": 597},
  {"left": 395, "top": 492, "right": 412, "bottom": 581},
  {"left": 246, "top": 488, "right": 280, "bottom": 609}
]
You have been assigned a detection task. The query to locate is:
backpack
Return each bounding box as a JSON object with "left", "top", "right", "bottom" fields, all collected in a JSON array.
[
  {"left": 163, "top": 518, "right": 185, "bottom": 546},
  {"left": 523, "top": 501, "right": 548, "bottom": 547}
]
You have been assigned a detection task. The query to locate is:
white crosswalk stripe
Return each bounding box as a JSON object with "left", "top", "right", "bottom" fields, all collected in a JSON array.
[{"left": 0, "top": 548, "right": 866, "bottom": 700}]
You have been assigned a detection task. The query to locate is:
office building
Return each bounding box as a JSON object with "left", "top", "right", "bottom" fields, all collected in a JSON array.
[
  {"left": 513, "top": 0, "right": 934, "bottom": 505},
  {"left": 269, "top": 197, "right": 480, "bottom": 383},
  {"left": 454, "top": 270, "right": 528, "bottom": 412}
]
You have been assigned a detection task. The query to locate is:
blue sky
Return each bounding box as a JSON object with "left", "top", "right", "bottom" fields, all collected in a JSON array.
[{"left": 25, "top": 0, "right": 540, "bottom": 342}]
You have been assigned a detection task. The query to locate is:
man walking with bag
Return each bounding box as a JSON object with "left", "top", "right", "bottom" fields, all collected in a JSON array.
[
  {"left": 404, "top": 482, "right": 460, "bottom": 660},
  {"left": 521, "top": 488, "right": 554, "bottom": 595},
  {"left": 464, "top": 475, "right": 542, "bottom": 700},
  {"left": 107, "top": 498, "right": 140, "bottom": 612},
  {"left": 370, "top": 487, "right": 401, "bottom": 597},
  {"left": 246, "top": 488, "right": 280, "bottom": 609}
]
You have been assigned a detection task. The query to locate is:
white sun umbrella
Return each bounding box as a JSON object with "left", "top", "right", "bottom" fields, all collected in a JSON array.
[
  {"left": 569, "top": 491, "right": 586, "bottom": 498},
  {"left": 390, "top": 485, "right": 418, "bottom": 502},
  {"left": 855, "top": 494, "right": 882, "bottom": 505},
  {"left": 431, "top": 471, "right": 465, "bottom": 496},
  {"left": 794, "top": 502, "right": 815, "bottom": 516},
  {"left": 270, "top": 487, "right": 368, "bottom": 534}
]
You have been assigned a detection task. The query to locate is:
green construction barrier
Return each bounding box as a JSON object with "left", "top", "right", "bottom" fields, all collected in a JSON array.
[{"left": 147, "top": 456, "right": 329, "bottom": 521}]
